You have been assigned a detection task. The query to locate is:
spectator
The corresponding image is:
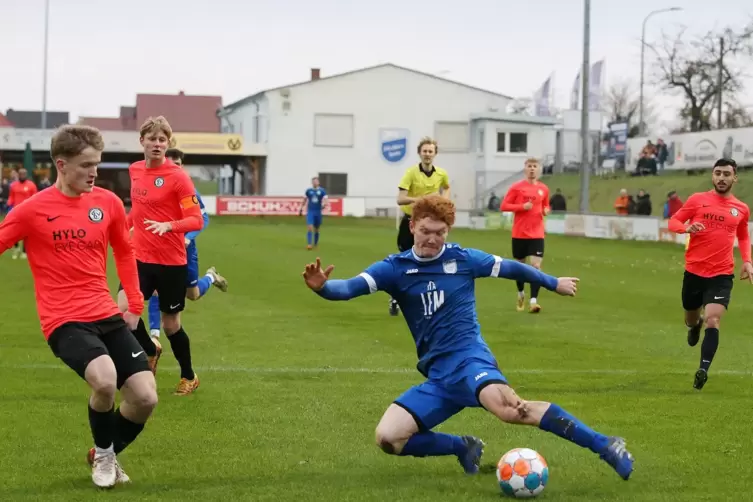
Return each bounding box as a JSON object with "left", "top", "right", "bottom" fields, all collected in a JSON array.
[
  {"left": 635, "top": 189, "right": 652, "bottom": 215},
  {"left": 614, "top": 188, "right": 629, "bottom": 215},
  {"left": 627, "top": 195, "right": 637, "bottom": 215},
  {"left": 549, "top": 188, "right": 567, "bottom": 212},
  {"left": 37, "top": 175, "right": 51, "bottom": 191},
  {"left": 656, "top": 139, "right": 668, "bottom": 173},
  {"left": 641, "top": 140, "right": 656, "bottom": 157},
  {"left": 487, "top": 192, "right": 501, "bottom": 211},
  {"left": 663, "top": 190, "right": 683, "bottom": 219},
  {"left": 0, "top": 178, "right": 9, "bottom": 213}
]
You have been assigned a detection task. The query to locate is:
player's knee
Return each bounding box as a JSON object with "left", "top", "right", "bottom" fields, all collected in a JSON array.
[
  {"left": 88, "top": 373, "right": 117, "bottom": 400},
  {"left": 706, "top": 315, "right": 721, "bottom": 329},
  {"left": 134, "top": 386, "right": 158, "bottom": 414},
  {"left": 186, "top": 288, "right": 200, "bottom": 301},
  {"left": 530, "top": 261, "right": 542, "bottom": 270},
  {"left": 162, "top": 315, "right": 181, "bottom": 334},
  {"left": 479, "top": 384, "right": 527, "bottom": 424}
]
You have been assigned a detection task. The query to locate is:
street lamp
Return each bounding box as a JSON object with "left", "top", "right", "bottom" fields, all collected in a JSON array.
[
  {"left": 41, "top": 0, "right": 50, "bottom": 129},
  {"left": 639, "top": 6, "right": 682, "bottom": 136}
]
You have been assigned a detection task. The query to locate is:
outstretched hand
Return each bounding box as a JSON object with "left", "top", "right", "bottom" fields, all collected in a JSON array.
[
  {"left": 303, "top": 257, "right": 335, "bottom": 291},
  {"left": 555, "top": 277, "right": 579, "bottom": 296}
]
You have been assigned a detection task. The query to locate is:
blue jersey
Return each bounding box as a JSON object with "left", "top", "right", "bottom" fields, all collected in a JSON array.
[
  {"left": 305, "top": 187, "right": 326, "bottom": 214},
  {"left": 358, "top": 244, "right": 557, "bottom": 378},
  {"left": 185, "top": 191, "right": 209, "bottom": 242}
]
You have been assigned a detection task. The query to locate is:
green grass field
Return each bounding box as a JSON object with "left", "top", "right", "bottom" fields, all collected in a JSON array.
[
  {"left": 542, "top": 170, "right": 753, "bottom": 216},
  {"left": 1, "top": 217, "right": 752, "bottom": 501}
]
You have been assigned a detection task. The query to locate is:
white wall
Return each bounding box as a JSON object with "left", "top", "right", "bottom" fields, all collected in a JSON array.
[
  {"left": 235, "top": 65, "right": 511, "bottom": 207},
  {"left": 475, "top": 120, "right": 554, "bottom": 171}
]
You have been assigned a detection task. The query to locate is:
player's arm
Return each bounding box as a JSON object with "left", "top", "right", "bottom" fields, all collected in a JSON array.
[
  {"left": 467, "top": 249, "right": 559, "bottom": 291},
  {"left": 668, "top": 195, "right": 700, "bottom": 233},
  {"left": 108, "top": 198, "right": 144, "bottom": 315},
  {"left": 500, "top": 187, "right": 525, "bottom": 212},
  {"left": 159, "top": 173, "right": 203, "bottom": 234},
  {"left": 6, "top": 184, "right": 15, "bottom": 208},
  {"left": 0, "top": 202, "right": 29, "bottom": 253},
  {"left": 397, "top": 170, "right": 416, "bottom": 206},
  {"left": 542, "top": 187, "right": 551, "bottom": 215},
  {"left": 304, "top": 258, "right": 395, "bottom": 300},
  {"left": 299, "top": 192, "right": 308, "bottom": 215},
  {"left": 736, "top": 207, "right": 752, "bottom": 265},
  {"left": 184, "top": 192, "right": 208, "bottom": 242}
]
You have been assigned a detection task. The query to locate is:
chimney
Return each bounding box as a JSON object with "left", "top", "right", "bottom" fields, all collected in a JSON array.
[
  {"left": 310, "top": 68, "right": 320, "bottom": 81},
  {"left": 178, "top": 90, "right": 185, "bottom": 96}
]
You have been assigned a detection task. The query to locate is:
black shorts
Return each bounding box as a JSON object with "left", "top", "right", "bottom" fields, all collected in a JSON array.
[
  {"left": 511, "top": 238, "right": 545, "bottom": 260},
  {"left": 397, "top": 214, "right": 413, "bottom": 252},
  {"left": 119, "top": 261, "right": 188, "bottom": 314},
  {"left": 681, "top": 271, "right": 734, "bottom": 311},
  {"left": 47, "top": 315, "right": 150, "bottom": 389}
]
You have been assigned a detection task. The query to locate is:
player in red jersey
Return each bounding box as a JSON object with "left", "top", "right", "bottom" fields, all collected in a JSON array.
[
  {"left": 7, "top": 167, "right": 38, "bottom": 259},
  {"left": 0, "top": 125, "right": 157, "bottom": 488},
  {"left": 500, "top": 158, "right": 550, "bottom": 313},
  {"left": 669, "top": 158, "right": 753, "bottom": 390},
  {"left": 117, "top": 116, "right": 204, "bottom": 396}
]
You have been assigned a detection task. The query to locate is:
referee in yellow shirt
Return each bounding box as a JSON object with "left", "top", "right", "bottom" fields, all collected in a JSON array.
[{"left": 390, "top": 136, "right": 451, "bottom": 315}]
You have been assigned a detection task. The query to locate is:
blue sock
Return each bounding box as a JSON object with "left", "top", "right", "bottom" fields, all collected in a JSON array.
[
  {"left": 148, "top": 296, "right": 160, "bottom": 332},
  {"left": 197, "top": 275, "right": 212, "bottom": 297},
  {"left": 314, "top": 232, "right": 320, "bottom": 245},
  {"left": 539, "top": 404, "right": 610, "bottom": 455},
  {"left": 399, "top": 432, "right": 466, "bottom": 457},
  {"left": 307, "top": 231, "right": 312, "bottom": 245}
]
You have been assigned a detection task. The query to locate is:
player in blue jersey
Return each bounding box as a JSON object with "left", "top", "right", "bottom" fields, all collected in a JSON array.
[
  {"left": 147, "top": 148, "right": 228, "bottom": 351},
  {"left": 299, "top": 177, "right": 327, "bottom": 250},
  {"left": 302, "top": 194, "right": 634, "bottom": 480}
]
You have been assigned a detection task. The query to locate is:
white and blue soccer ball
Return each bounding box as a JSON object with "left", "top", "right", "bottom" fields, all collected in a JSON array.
[{"left": 496, "top": 447, "right": 549, "bottom": 498}]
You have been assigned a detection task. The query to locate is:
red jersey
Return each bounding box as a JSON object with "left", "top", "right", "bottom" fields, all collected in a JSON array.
[
  {"left": 8, "top": 179, "right": 38, "bottom": 207},
  {"left": 0, "top": 186, "right": 143, "bottom": 339},
  {"left": 127, "top": 160, "right": 203, "bottom": 266},
  {"left": 669, "top": 190, "right": 751, "bottom": 278},
  {"left": 500, "top": 180, "right": 550, "bottom": 239}
]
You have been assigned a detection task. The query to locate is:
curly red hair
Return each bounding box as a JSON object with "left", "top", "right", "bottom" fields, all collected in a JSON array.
[{"left": 411, "top": 194, "right": 455, "bottom": 227}]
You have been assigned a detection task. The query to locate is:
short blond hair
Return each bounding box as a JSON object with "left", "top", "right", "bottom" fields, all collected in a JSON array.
[
  {"left": 417, "top": 136, "right": 438, "bottom": 154},
  {"left": 50, "top": 125, "right": 105, "bottom": 160},
  {"left": 525, "top": 157, "right": 540, "bottom": 166},
  {"left": 139, "top": 116, "right": 173, "bottom": 139}
]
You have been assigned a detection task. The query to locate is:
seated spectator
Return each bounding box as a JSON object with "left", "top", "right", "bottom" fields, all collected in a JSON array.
[{"left": 549, "top": 188, "right": 567, "bottom": 212}]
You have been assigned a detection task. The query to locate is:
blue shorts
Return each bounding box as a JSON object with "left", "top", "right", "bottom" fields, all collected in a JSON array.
[
  {"left": 394, "top": 357, "right": 507, "bottom": 431},
  {"left": 186, "top": 241, "right": 199, "bottom": 287},
  {"left": 306, "top": 212, "right": 323, "bottom": 228}
]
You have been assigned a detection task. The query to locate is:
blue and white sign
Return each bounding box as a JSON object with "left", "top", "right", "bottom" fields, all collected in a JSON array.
[{"left": 380, "top": 128, "right": 409, "bottom": 163}]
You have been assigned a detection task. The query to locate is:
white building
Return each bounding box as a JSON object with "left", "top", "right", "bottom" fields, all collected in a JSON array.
[{"left": 217, "top": 63, "right": 557, "bottom": 210}]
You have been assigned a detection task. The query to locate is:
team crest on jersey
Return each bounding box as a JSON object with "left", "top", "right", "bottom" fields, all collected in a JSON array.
[
  {"left": 538, "top": 189, "right": 544, "bottom": 196},
  {"left": 154, "top": 177, "right": 164, "bottom": 187},
  {"left": 442, "top": 259, "right": 457, "bottom": 274},
  {"left": 88, "top": 207, "right": 104, "bottom": 223},
  {"left": 730, "top": 208, "right": 739, "bottom": 217}
]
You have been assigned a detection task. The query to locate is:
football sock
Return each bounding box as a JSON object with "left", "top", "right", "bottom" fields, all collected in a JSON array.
[
  {"left": 113, "top": 408, "right": 145, "bottom": 454},
  {"left": 197, "top": 275, "right": 212, "bottom": 297},
  {"left": 148, "top": 295, "right": 161, "bottom": 332},
  {"left": 530, "top": 282, "right": 541, "bottom": 301},
  {"left": 539, "top": 404, "right": 610, "bottom": 455},
  {"left": 700, "top": 328, "right": 719, "bottom": 371},
  {"left": 307, "top": 231, "right": 312, "bottom": 245},
  {"left": 399, "top": 432, "right": 466, "bottom": 457},
  {"left": 314, "top": 231, "right": 320, "bottom": 245},
  {"left": 167, "top": 327, "right": 195, "bottom": 380},
  {"left": 133, "top": 319, "right": 157, "bottom": 357},
  {"left": 88, "top": 404, "right": 115, "bottom": 450},
  {"left": 516, "top": 281, "right": 525, "bottom": 294}
]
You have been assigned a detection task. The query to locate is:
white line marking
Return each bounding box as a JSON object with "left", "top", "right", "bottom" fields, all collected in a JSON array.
[{"left": 1, "top": 364, "right": 752, "bottom": 376}]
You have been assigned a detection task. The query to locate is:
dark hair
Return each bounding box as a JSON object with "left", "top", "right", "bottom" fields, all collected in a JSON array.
[
  {"left": 714, "top": 158, "right": 737, "bottom": 172},
  {"left": 166, "top": 148, "right": 184, "bottom": 163}
]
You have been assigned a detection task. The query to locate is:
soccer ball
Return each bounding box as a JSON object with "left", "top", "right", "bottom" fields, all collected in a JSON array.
[{"left": 496, "top": 447, "right": 549, "bottom": 498}]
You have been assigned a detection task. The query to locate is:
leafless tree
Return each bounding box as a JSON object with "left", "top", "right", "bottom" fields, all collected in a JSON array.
[
  {"left": 647, "top": 20, "right": 753, "bottom": 132},
  {"left": 602, "top": 79, "right": 655, "bottom": 137}
]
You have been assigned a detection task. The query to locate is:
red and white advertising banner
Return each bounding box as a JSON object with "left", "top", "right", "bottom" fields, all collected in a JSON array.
[{"left": 216, "top": 196, "right": 344, "bottom": 216}]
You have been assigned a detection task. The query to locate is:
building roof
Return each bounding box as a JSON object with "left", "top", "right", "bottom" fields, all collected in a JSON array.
[
  {"left": 0, "top": 112, "right": 13, "bottom": 127},
  {"left": 5, "top": 109, "right": 69, "bottom": 129},
  {"left": 221, "top": 63, "right": 513, "bottom": 113},
  {"left": 136, "top": 92, "right": 222, "bottom": 132},
  {"left": 469, "top": 112, "right": 558, "bottom": 126},
  {"left": 78, "top": 117, "right": 125, "bottom": 130}
]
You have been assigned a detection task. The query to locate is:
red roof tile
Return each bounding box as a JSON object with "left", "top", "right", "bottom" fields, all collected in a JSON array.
[
  {"left": 135, "top": 92, "right": 222, "bottom": 133},
  {"left": 78, "top": 117, "right": 124, "bottom": 131},
  {"left": 0, "top": 113, "right": 13, "bottom": 127}
]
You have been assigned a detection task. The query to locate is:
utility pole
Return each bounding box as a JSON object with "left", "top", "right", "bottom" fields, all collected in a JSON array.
[
  {"left": 579, "top": 0, "right": 591, "bottom": 214},
  {"left": 717, "top": 36, "right": 724, "bottom": 129}
]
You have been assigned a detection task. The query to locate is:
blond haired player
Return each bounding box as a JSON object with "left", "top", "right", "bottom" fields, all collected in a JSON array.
[
  {"left": 500, "top": 158, "right": 550, "bottom": 313},
  {"left": 391, "top": 137, "right": 451, "bottom": 315}
]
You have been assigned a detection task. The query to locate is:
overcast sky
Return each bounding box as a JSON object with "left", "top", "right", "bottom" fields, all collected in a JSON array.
[{"left": 2, "top": 0, "right": 752, "bottom": 132}]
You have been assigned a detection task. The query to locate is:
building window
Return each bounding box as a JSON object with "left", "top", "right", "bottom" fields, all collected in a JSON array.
[
  {"left": 318, "top": 172, "right": 348, "bottom": 196},
  {"left": 314, "top": 114, "right": 354, "bottom": 147},
  {"left": 477, "top": 129, "right": 485, "bottom": 154},
  {"left": 496, "top": 132, "right": 506, "bottom": 152},
  {"left": 434, "top": 121, "right": 469, "bottom": 152},
  {"left": 510, "top": 133, "right": 528, "bottom": 153}
]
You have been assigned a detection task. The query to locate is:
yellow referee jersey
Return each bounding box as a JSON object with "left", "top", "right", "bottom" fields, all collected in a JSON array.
[{"left": 398, "top": 164, "right": 450, "bottom": 216}]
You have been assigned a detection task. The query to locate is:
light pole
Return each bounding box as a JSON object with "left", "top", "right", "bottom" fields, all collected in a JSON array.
[
  {"left": 579, "top": 0, "right": 590, "bottom": 214},
  {"left": 639, "top": 6, "right": 682, "bottom": 136},
  {"left": 41, "top": 0, "right": 50, "bottom": 129}
]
